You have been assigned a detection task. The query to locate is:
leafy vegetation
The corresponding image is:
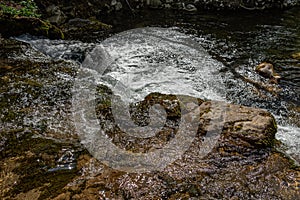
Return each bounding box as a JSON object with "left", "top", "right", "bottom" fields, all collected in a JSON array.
[{"left": 0, "top": 0, "right": 41, "bottom": 18}]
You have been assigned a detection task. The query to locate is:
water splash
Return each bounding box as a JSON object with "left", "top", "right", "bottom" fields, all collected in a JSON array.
[{"left": 89, "top": 27, "right": 226, "bottom": 102}]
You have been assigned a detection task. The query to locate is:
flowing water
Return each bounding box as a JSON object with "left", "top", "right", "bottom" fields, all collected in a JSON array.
[{"left": 13, "top": 7, "right": 300, "bottom": 164}]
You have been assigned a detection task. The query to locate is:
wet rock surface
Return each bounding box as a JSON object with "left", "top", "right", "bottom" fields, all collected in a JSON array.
[
  {"left": 0, "top": 38, "right": 299, "bottom": 199},
  {"left": 0, "top": 15, "right": 111, "bottom": 42},
  {"left": 0, "top": 38, "right": 84, "bottom": 199},
  {"left": 0, "top": 16, "right": 64, "bottom": 39},
  {"left": 61, "top": 17, "right": 112, "bottom": 41}
]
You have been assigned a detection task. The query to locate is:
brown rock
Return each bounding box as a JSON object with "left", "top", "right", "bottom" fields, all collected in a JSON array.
[
  {"left": 255, "top": 62, "right": 281, "bottom": 84},
  {"left": 58, "top": 92, "right": 298, "bottom": 199}
]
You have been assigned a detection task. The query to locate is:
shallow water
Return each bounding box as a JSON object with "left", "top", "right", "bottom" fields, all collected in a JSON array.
[{"left": 14, "top": 7, "right": 300, "bottom": 163}]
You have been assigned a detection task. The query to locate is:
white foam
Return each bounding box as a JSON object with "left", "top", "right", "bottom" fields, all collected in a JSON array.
[
  {"left": 84, "top": 27, "right": 226, "bottom": 103},
  {"left": 276, "top": 125, "right": 300, "bottom": 162}
]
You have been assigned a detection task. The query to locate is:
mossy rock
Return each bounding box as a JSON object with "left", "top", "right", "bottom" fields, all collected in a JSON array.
[
  {"left": 0, "top": 16, "right": 64, "bottom": 39},
  {"left": 61, "top": 17, "right": 112, "bottom": 41}
]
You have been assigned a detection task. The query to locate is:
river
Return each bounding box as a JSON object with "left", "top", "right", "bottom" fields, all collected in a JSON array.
[{"left": 14, "top": 7, "right": 300, "bottom": 164}]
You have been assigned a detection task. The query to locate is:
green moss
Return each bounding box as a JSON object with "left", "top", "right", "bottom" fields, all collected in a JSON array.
[
  {"left": 0, "top": 15, "right": 64, "bottom": 39},
  {"left": 269, "top": 116, "right": 278, "bottom": 130},
  {"left": 89, "top": 16, "right": 112, "bottom": 30},
  {"left": 0, "top": 0, "right": 41, "bottom": 18},
  {"left": 35, "top": 19, "right": 64, "bottom": 39}
]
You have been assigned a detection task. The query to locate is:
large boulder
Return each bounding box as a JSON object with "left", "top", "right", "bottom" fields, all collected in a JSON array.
[{"left": 53, "top": 90, "right": 299, "bottom": 199}]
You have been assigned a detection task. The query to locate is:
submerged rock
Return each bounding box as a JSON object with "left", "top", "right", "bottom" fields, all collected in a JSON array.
[{"left": 255, "top": 62, "right": 281, "bottom": 84}]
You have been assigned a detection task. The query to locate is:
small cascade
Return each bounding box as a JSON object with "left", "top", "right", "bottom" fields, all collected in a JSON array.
[{"left": 15, "top": 23, "right": 299, "bottom": 163}]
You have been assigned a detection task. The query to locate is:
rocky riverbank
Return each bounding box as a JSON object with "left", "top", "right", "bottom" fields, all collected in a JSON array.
[
  {"left": 34, "top": 0, "right": 300, "bottom": 19},
  {"left": 1, "top": 0, "right": 300, "bottom": 41}
]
